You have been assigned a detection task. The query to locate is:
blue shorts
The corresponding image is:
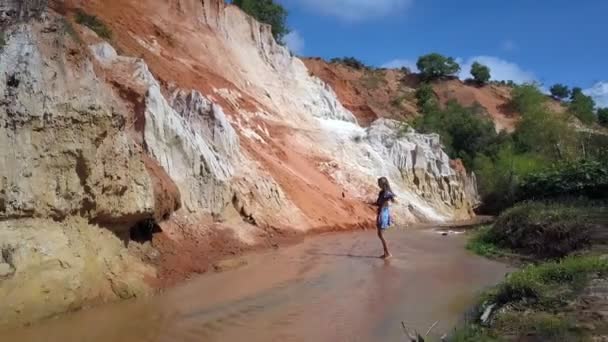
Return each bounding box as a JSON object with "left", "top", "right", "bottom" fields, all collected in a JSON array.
[{"left": 377, "top": 206, "right": 391, "bottom": 230}]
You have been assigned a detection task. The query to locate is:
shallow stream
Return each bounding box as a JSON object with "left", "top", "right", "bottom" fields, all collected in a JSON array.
[{"left": 3, "top": 227, "right": 510, "bottom": 341}]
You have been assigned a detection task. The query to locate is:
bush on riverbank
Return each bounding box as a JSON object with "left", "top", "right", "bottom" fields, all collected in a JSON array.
[
  {"left": 485, "top": 255, "right": 608, "bottom": 306},
  {"left": 460, "top": 197, "right": 608, "bottom": 341},
  {"left": 451, "top": 255, "right": 608, "bottom": 341},
  {"left": 482, "top": 201, "right": 602, "bottom": 258}
]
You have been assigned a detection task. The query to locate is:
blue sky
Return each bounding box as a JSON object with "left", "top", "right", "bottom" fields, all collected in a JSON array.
[{"left": 278, "top": 0, "right": 608, "bottom": 107}]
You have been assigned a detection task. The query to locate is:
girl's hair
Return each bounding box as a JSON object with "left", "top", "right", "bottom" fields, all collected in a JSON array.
[{"left": 378, "top": 177, "right": 393, "bottom": 193}]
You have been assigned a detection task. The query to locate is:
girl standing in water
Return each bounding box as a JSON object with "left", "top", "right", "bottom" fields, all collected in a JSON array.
[{"left": 376, "top": 177, "right": 395, "bottom": 259}]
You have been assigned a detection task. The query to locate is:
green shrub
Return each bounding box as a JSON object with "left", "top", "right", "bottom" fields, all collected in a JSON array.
[
  {"left": 329, "top": 57, "right": 367, "bottom": 69},
  {"left": 414, "top": 100, "right": 496, "bottom": 168},
  {"left": 0, "top": 31, "right": 5, "bottom": 50},
  {"left": 511, "top": 84, "right": 578, "bottom": 160},
  {"left": 549, "top": 84, "right": 570, "bottom": 100},
  {"left": 519, "top": 160, "right": 608, "bottom": 201},
  {"left": 75, "top": 9, "right": 112, "bottom": 40},
  {"left": 569, "top": 91, "right": 597, "bottom": 124},
  {"left": 416, "top": 53, "right": 460, "bottom": 80},
  {"left": 487, "top": 202, "right": 595, "bottom": 258},
  {"left": 511, "top": 83, "right": 547, "bottom": 114},
  {"left": 233, "top": 0, "right": 289, "bottom": 42},
  {"left": 597, "top": 107, "right": 608, "bottom": 127},
  {"left": 471, "top": 62, "right": 491, "bottom": 84},
  {"left": 578, "top": 131, "right": 608, "bottom": 161},
  {"left": 474, "top": 143, "right": 547, "bottom": 213},
  {"left": 570, "top": 87, "right": 584, "bottom": 100},
  {"left": 414, "top": 82, "right": 438, "bottom": 113}
]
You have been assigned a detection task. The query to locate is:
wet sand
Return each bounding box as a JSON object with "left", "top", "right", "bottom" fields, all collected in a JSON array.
[{"left": 2, "top": 227, "right": 511, "bottom": 341}]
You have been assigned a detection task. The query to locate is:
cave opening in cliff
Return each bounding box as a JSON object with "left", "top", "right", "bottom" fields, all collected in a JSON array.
[{"left": 129, "top": 218, "right": 162, "bottom": 243}]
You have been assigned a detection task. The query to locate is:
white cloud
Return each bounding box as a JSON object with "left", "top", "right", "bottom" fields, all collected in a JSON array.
[
  {"left": 459, "top": 56, "right": 536, "bottom": 84},
  {"left": 501, "top": 39, "right": 517, "bottom": 52},
  {"left": 291, "top": 0, "right": 413, "bottom": 21},
  {"left": 584, "top": 81, "right": 608, "bottom": 108},
  {"left": 381, "top": 58, "right": 418, "bottom": 71},
  {"left": 284, "top": 30, "right": 305, "bottom": 54}
]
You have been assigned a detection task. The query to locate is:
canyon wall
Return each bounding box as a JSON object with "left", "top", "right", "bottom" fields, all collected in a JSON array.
[{"left": 0, "top": 0, "right": 477, "bottom": 327}]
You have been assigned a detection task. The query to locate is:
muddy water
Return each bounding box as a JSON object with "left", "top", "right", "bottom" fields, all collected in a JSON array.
[{"left": 3, "top": 228, "right": 510, "bottom": 341}]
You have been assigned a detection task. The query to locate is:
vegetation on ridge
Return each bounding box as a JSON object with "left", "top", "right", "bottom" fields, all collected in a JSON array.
[
  {"left": 414, "top": 100, "right": 496, "bottom": 168},
  {"left": 549, "top": 83, "right": 570, "bottom": 100},
  {"left": 416, "top": 53, "right": 461, "bottom": 80},
  {"left": 470, "top": 62, "right": 491, "bottom": 85},
  {"left": 316, "top": 50, "right": 606, "bottom": 214},
  {"left": 75, "top": 9, "right": 112, "bottom": 40},
  {"left": 569, "top": 87, "right": 597, "bottom": 124},
  {"left": 411, "top": 78, "right": 607, "bottom": 213},
  {"left": 233, "top": 0, "right": 289, "bottom": 43},
  {"left": 329, "top": 57, "right": 367, "bottom": 69}
]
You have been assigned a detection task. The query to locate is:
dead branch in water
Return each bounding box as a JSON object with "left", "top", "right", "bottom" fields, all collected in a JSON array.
[{"left": 401, "top": 320, "right": 442, "bottom": 341}]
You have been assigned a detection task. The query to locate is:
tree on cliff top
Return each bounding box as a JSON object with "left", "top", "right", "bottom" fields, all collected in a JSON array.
[
  {"left": 549, "top": 83, "right": 570, "bottom": 100},
  {"left": 569, "top": 90, "right": 597, "bottom": 124},
  {"left": 233, "top": 0, "right": 289, "bottom": 43},
  {"left": 416, "top": 53, "right": 460, "bottom": 80},
  {"left": 471, "top": 62, "right": 491, "bottom": 85}
]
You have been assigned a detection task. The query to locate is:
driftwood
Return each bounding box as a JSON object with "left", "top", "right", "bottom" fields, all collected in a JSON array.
[
  {"left": 401, "top": 320, "right": 444, "bottom": 342},
  {"left": 480, "top": 303, "right": 497, "bottom": 325}
]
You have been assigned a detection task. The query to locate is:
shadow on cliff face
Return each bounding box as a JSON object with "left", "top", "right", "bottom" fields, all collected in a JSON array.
[{"left": 129, "top": 218, "right": 162, "bottom": 243}]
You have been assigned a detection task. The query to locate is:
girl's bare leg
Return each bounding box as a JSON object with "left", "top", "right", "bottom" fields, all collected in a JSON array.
[{"left": 377, "top": 228, "right": 392, "bottom": 258}]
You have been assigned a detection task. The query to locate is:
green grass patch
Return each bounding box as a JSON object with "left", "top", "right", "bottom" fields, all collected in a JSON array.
[
  {"left": 484, "top": 255, "right": 608, "bottom": 307},
  {"left": 466, "top": 226, "right": 506, "bottom": 258},
  {"left": 451, "top": 255, "right": 606, "bottom": 341},
  {"left": 450, "top": 325, "right": 499, "bottom": 342},
  {"left": 75, "top": 9, "right": 112, "bottom": 40}
]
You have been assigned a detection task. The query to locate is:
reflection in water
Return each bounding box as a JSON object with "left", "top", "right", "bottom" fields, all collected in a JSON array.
[{"left": 2, "top": 228, "right": 510, "bottom": 342}]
